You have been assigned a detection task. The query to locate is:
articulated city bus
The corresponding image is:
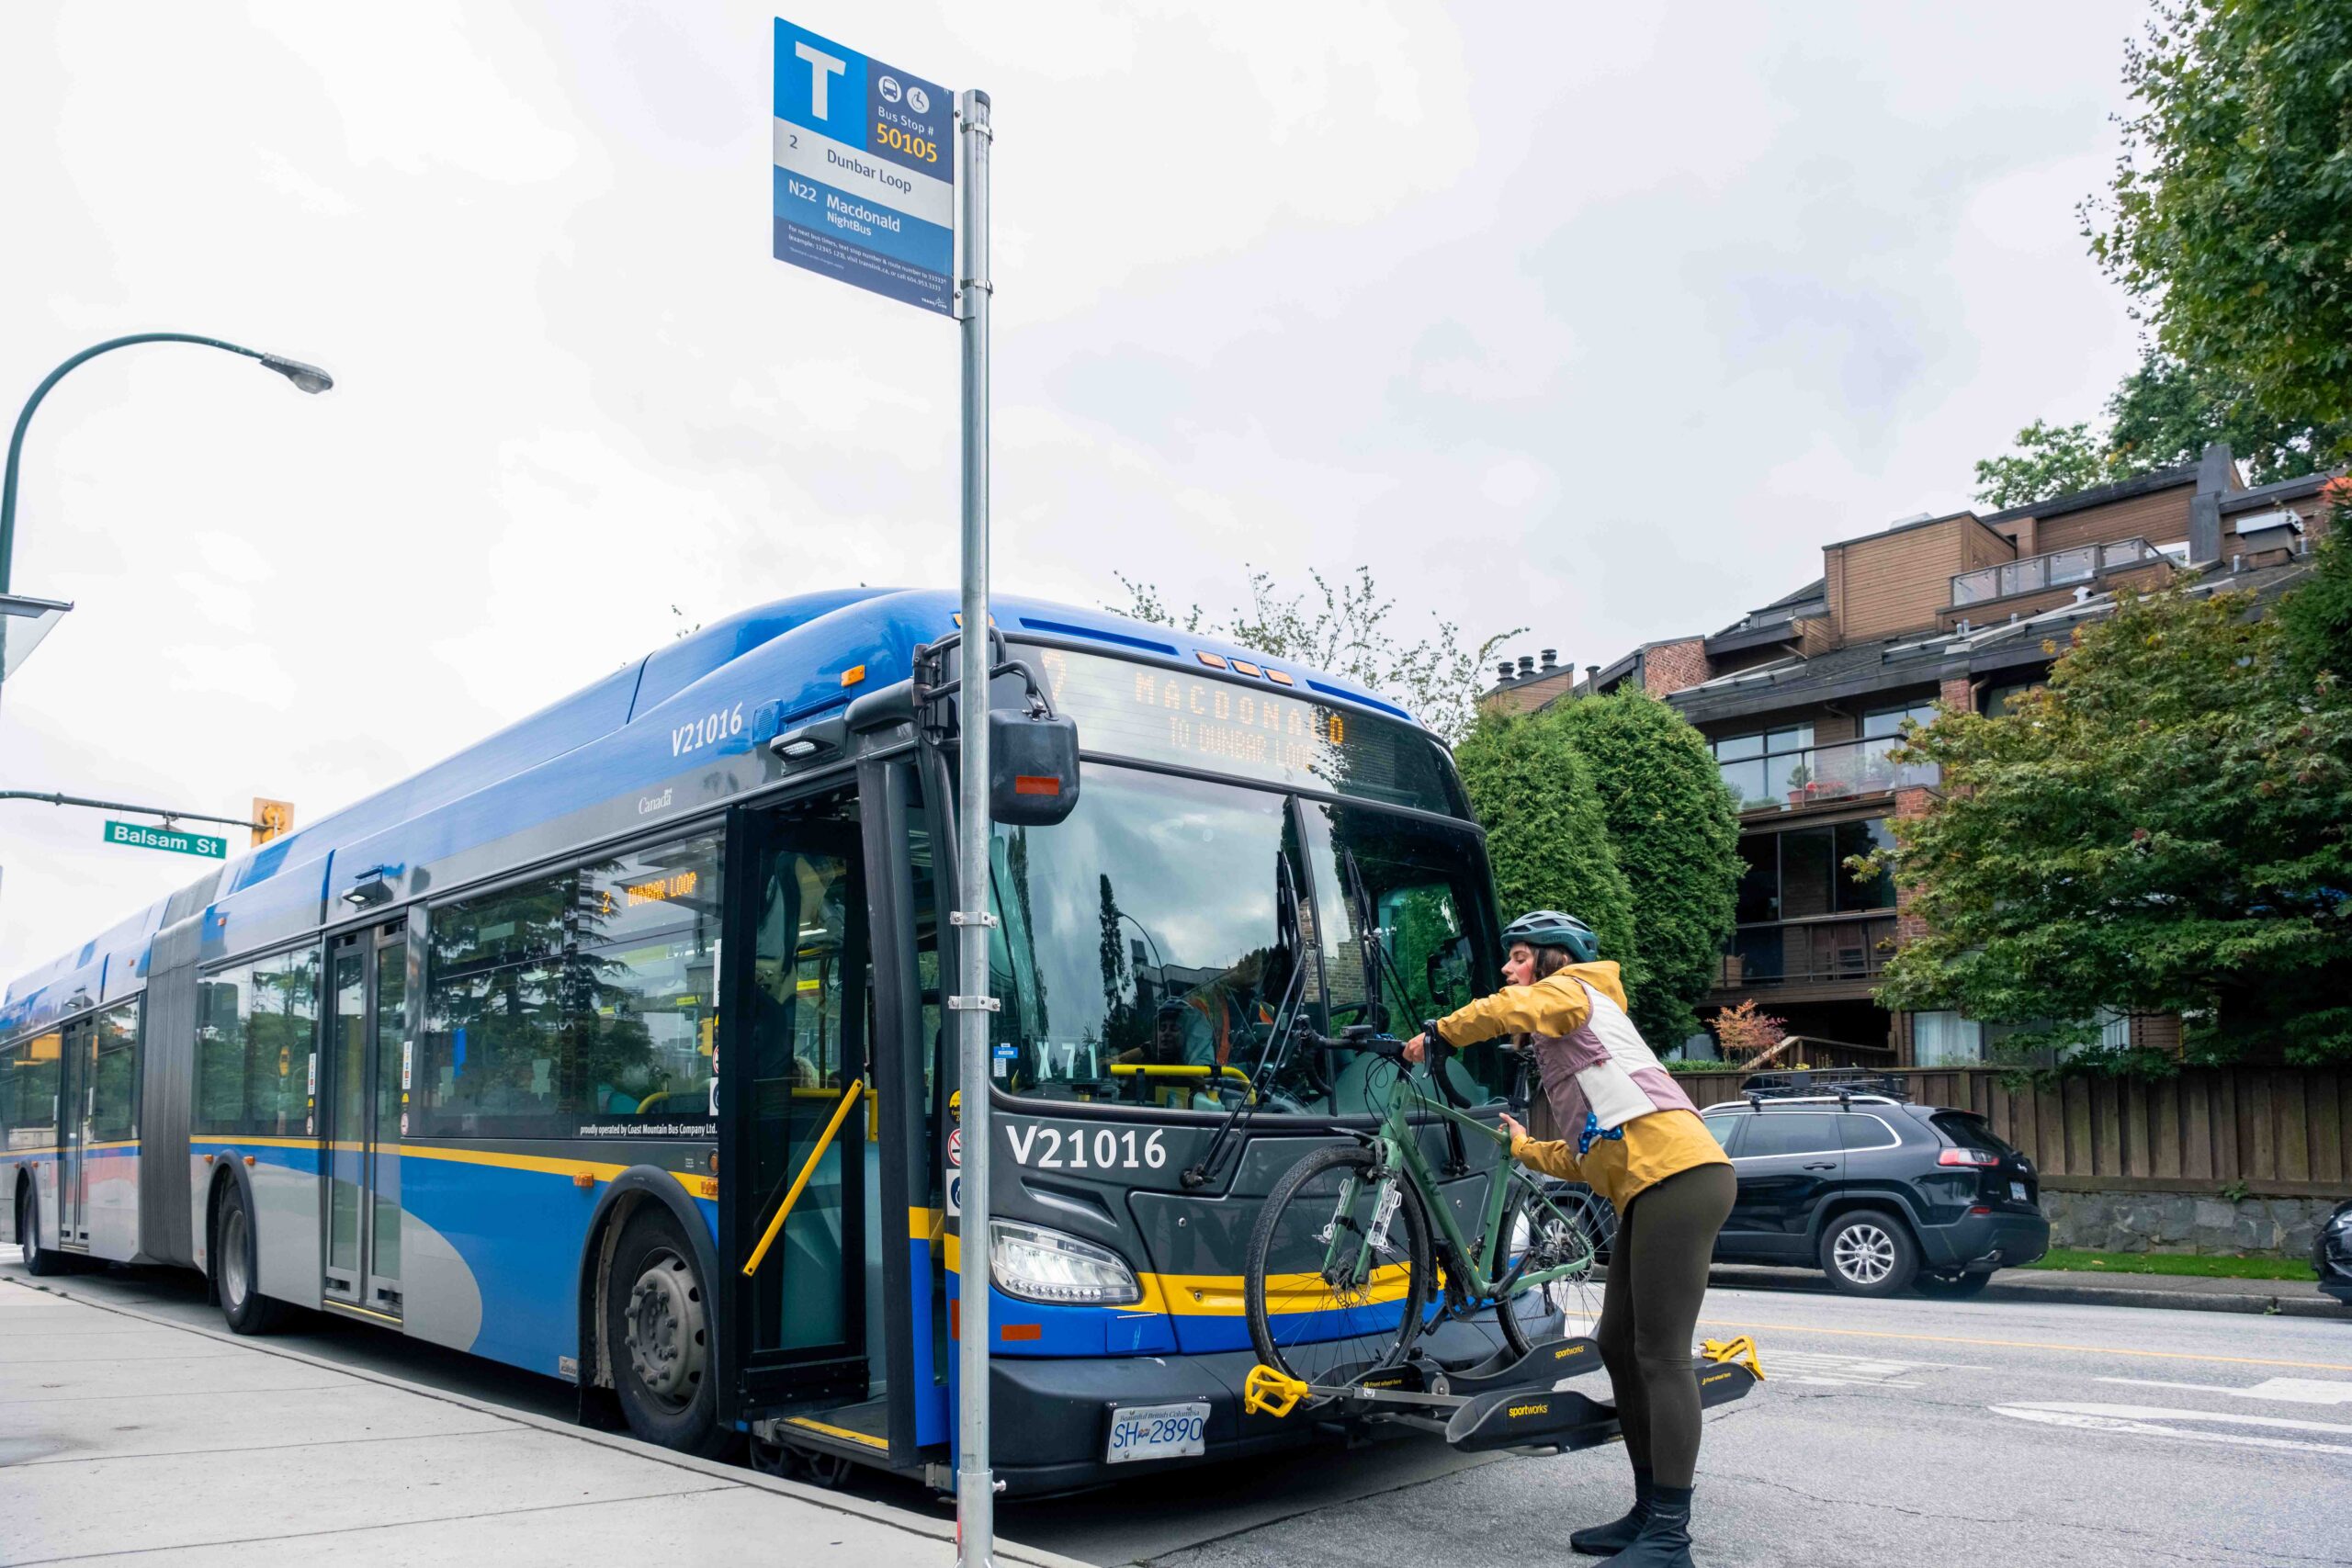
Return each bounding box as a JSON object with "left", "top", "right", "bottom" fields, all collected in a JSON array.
[{"left": 0, "top": 587, "right": 1547, "bottom": 1492}]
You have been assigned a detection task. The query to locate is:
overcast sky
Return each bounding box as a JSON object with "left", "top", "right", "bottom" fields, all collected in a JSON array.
[{"left": 0, "top": 0, "right": 2149, "bottom": 981}]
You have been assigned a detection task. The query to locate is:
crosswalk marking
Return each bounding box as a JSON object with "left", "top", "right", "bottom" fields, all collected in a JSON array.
[
  {"left": 1993, "top": 1401, "right": 2352, "bottom": 1458},
  {"left": 2097, "top": 1376, "right": 2352, "bottom": 1406}
]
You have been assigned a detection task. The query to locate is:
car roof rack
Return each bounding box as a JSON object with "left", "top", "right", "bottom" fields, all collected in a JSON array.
[{"left": 1737, "top": 1068, "right": 1912, "bottom": 1110}]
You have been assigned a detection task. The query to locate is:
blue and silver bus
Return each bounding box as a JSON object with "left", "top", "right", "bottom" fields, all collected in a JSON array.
[{"left": 1, "top": 588, "right": 1535, "bottom": 1491}]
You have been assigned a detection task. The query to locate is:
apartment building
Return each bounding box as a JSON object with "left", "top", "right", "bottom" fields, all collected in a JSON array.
[{"left": 1488, "top": 445, "right": 2337, "bottom": 1066}]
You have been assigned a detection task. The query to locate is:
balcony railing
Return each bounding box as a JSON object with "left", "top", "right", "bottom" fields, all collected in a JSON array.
[
  {"left": 1717, "top": 913, "right": 1898, "bottom": 990},
  {"left": 1950, "top": 536, "right": 2167, "bottom": 609},
  {"left": 1716, "top": 736, "right": 1939, "bottom": 812}
]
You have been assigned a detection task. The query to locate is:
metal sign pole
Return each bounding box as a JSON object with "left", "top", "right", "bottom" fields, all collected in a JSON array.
[{"left": 953, "top": 85, "right": 997, "bottom": 1568}]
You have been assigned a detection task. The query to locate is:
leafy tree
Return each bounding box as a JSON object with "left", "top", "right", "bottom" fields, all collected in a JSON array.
[
  {"left": 1112, "top": 565, "right": 1521, "bottom": 744},
  {"left": 1862, "top": 579, "right": 2352, "bottom": 1066},
  {"left": 2106, "top": 353, "right": 2347, "bottom": 482},
  {"left": 2086, "top": 0, "right": 2352, "bottom": 455},
  {"left": 1974, "top": 420, "right": 2110, "bottom": 510},
  {"left": 2277, "top": 480, "right": 2352, "bottom": 689},
  {"left": 1712, "top": 999, "right": 1788, "bottom": 1062},
  {"left": 1547, "top": 690, "right": 1742, "bottom": 1045},
  {"left": 1973, "top": 354, "right": 2346, "bottom": 512},
  {"left": 1452, "top": 707, "right": 1639, "bottom": 996}
]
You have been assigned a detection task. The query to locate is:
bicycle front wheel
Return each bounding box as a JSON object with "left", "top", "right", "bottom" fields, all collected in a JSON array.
[{"left": 1245, "top": 1144, "right": 1431, "bottom": 1394}]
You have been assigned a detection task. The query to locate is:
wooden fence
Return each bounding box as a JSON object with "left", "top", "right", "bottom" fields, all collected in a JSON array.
[{"left": 1679, "top": 1066, "right": 2352, "bottom": 1198}]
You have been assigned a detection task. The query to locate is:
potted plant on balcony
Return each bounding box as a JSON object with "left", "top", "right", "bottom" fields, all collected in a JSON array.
[{"left": 1784, "top": 761, "right": 1811, "bottom": 807}]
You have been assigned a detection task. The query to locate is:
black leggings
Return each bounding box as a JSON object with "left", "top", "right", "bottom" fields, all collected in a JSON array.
[{"left": 1593, "top": 1161, "right": 1736, "bottom": 1488}]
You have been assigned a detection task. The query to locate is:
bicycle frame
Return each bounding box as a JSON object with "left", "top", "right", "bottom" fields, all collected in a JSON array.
[{"left": 1356, "top": 1060, "right": 1592, "bottom": 1307}]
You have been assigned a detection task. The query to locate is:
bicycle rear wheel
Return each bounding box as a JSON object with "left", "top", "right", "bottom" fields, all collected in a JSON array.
[
  {"left": 1245, "top": 1144, "right": 1431, "bottom": 1394},
  {"left": 1495, "top": 1173, "right": 1608, "bottom": 1359}
]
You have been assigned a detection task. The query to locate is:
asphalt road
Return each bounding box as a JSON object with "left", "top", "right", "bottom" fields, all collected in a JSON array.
[{"left": 10, "top": 1249, "right": 2349, "bottom": 1568}]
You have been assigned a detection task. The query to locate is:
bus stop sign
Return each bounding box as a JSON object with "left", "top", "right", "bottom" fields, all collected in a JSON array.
[{"left": 771, "top": 17, "right": 956, "bottom": 314}]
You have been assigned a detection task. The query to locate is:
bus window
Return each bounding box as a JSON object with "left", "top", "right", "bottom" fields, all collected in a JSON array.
[
  {"left": 89, "top": 1005, "right": 138, "bottom": 1142},
  {"left": 415, "top": 832, "right": 722, "bottom": 1137},
  {"left": 1, "top": 1032, "right": 61, "bottom": 1151},
  {"left": 1296, "top": 799, "right": 1510, "bottom": 1106}
]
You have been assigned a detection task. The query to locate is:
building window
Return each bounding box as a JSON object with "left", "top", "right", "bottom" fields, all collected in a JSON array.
[
  {"left": 1736, "top": 821, "right": 1895, "bottom": 922},
  {"left": 1863, "top": 703, "right": 1936, "bottom": 739},
  {"left": 1984, "top": 680, "right": 2041, "bottom": 717},
  {"left": 1911, "top": 1010, "right": 1983, "bottom": 1066},
  {"left": 1713, "top": 723, "right": 1815, "bottom": 809}
]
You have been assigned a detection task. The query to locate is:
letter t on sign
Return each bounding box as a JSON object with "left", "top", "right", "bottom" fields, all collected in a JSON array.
[{"left": 796, "top": 42, "right": 846, "bottom": 118}]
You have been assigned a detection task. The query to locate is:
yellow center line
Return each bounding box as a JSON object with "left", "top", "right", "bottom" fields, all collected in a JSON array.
[{"left": 1699, "top": 1316, "right": 2352, "bottom": 1374}]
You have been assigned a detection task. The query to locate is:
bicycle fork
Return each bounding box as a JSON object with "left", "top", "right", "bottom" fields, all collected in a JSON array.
[{"left": 1320, "top": 1169, "right": 1404, "bottom": 1290}]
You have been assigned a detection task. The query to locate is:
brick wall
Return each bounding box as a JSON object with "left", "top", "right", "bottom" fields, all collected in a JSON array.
[
  {"left": 1939, "top": 675, "right": 1973, "bottom": 715},
  {"left": 1891, "top": 784, "right": 1936, "bottom": 946},
  {"left": 1642, "top": 637, "right": 1712, "bottom": 697}
]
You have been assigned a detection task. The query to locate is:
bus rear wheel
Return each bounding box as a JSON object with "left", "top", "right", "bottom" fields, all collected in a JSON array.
[
  {"left": 19, "top": 1188, "right": 67, "bottom": 1278},
  {"left": 607, "top": 1207, "right": 729, "bottom": 1458}
]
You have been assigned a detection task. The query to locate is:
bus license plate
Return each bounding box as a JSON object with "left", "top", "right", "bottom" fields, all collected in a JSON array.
[{"left": 1105, "top": 1402, "right": 1208, "bottom": 1463}]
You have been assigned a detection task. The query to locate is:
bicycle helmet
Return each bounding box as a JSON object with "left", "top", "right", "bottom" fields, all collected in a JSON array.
[{"left": 1500, "top": 909, "right": 1600, "bottom": 964}]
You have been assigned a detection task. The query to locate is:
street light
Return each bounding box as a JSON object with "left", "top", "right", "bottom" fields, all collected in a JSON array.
[
  {"left": 0, "top": 333, "right": 333, "bottom": 695},
  {"left": 0, "top": 333, "right": 335, "bottom": 597}
]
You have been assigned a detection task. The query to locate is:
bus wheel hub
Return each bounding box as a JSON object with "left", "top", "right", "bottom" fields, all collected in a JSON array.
[{"left": 624, "top": 1255, "right": 704, "bottom": 1400}]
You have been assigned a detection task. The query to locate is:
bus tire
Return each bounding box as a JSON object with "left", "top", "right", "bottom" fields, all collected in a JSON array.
[
  {"left": 607, "top": 1206, "right": 729, "bottom": 1457},
  {"left": 19, "top": 1186, "right": 67, "bottom": 1277},
  {"left": 214, "top": 1179, "right": 288, "bottom": 1334}
]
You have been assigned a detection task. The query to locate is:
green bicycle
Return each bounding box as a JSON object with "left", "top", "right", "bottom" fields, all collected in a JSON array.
[{"left": 1243, "top": 1025, "right": 1606, "bottom": 1399}]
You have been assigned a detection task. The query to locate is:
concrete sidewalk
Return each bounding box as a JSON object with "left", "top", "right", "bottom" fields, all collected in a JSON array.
[
  {"left": 1708, "top": 1262, "right": 2344, "bottom": 1318},
  {"left": 1, "top": 1272, "right": 1091, "bottom": 1568}
]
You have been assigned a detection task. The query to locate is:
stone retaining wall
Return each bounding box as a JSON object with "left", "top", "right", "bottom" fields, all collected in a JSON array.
[{"left": 2041, "top": 1187, "right": 2335, "bottom": 1259}]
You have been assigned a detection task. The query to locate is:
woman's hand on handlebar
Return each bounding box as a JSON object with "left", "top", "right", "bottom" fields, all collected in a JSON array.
[
  {"left": 1498, "top": 1111, "right": 1527, "bottom": 1145},
  {"left": 1402, "top": 1032, "right": 1428, "bottom": 1064}
]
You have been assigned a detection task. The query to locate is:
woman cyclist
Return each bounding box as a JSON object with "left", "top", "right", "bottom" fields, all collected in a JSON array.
[{"left": 1405, "top": 910, "right": 1733, "bottom": 1568}]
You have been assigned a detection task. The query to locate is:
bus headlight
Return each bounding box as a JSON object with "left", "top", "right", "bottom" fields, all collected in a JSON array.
[{"left": 989, "top": 1219, "right": 1142, "bottom": 1306}]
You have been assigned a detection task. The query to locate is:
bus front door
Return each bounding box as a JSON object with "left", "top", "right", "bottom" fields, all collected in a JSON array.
[
  {"left": 321, "top": 921, "right": 408, "bottom": 1318},
  {"left": 723, "top": 793, "right": 872, "bottom": 1423}
]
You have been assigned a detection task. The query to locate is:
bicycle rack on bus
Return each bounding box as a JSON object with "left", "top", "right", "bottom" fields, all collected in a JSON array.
[{"left": 1243, "top": 1334, "right": 1764, "bottom": 1456}]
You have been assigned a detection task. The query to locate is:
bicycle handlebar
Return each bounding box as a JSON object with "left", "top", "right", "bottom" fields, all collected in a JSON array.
[{"left": 1294, "top": 1020, "right": 1473, "bottom": 1110}]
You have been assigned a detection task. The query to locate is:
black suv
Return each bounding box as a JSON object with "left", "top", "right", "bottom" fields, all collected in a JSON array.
[{"left": 1699, "top": 1072, "right": 2049, "bottom": 1297}]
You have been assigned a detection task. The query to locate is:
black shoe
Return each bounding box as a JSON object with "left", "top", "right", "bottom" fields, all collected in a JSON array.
[
  {"left": 1606, "top": 1486, "right": 1692, "bottom": 1568},
  {"left": 1569, "top": 1466, "right": 1652, "bottom": 1557},
  {"left": 1568, "top": 1504, "right": 1646, "bottom": 1557}
]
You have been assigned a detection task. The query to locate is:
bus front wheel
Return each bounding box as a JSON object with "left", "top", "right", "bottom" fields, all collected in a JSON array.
[
  {"left": 214, "top": 1181, "right": 288, "bottom": 1334},
  {"left": 606, "top": 1207, "right": 729, "bottom": 1458}
]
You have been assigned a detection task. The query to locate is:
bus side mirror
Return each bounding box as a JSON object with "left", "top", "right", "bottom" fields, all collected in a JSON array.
[{"left": 989, "top": 708, "right": 1080, "bottom": 826}]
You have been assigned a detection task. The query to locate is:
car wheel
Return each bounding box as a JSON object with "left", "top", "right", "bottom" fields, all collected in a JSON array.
[
  {"left": 215, "top": 1182, "right": 288, "bottom": 1334},
  {"left": 1819, "top": 1211, "right": 1918, "bottom": 1297},
  {"left": 19, "top": 1189, "right": 66, "bottom": 1277},
  {"left": 1915, "top": 1269, "right": 1992, "bottom": 1299},
  {"left": 606, "top": 1206, "right": 731, "bottom": 1458}
]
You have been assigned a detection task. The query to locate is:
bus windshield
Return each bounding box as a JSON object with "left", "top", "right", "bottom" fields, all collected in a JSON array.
[{"left": 984, "top": 761, "right": 1507, "bottom": 1113}]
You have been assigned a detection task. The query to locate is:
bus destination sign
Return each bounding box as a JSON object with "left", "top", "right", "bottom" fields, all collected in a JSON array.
[
  {"left": 103, "top": 819, "right": 227, "bottom": 859},
  {"left": 1029, "top": 647, "right": 1461, "bottom": 816}
]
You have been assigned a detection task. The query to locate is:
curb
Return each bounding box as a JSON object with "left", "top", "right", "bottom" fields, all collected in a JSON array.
[
  {"left": 1705, "top": 1266, "right": 2344, "bottom": 1321},
  {"left": 1973, "top": 1280, "right": 2344, "bottom": 1320},
  {"left": 3, "top": 1271, "right": 1098, "bottom": 1568}
]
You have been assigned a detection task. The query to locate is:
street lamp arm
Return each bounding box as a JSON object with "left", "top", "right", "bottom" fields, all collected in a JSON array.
[
  {"left": 0, "top": 333, "right": 333, "bottom": 594},
  {"left": 0, "top": 789, "right": 264, "bottom": 832}
]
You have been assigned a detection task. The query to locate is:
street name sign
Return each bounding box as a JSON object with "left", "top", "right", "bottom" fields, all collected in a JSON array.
[
  {"left": 772, "top": 17, "right": 956, "bottom": 314},
  {"left": 104, "top": 819, "right": 226, "bottom": 859}
]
